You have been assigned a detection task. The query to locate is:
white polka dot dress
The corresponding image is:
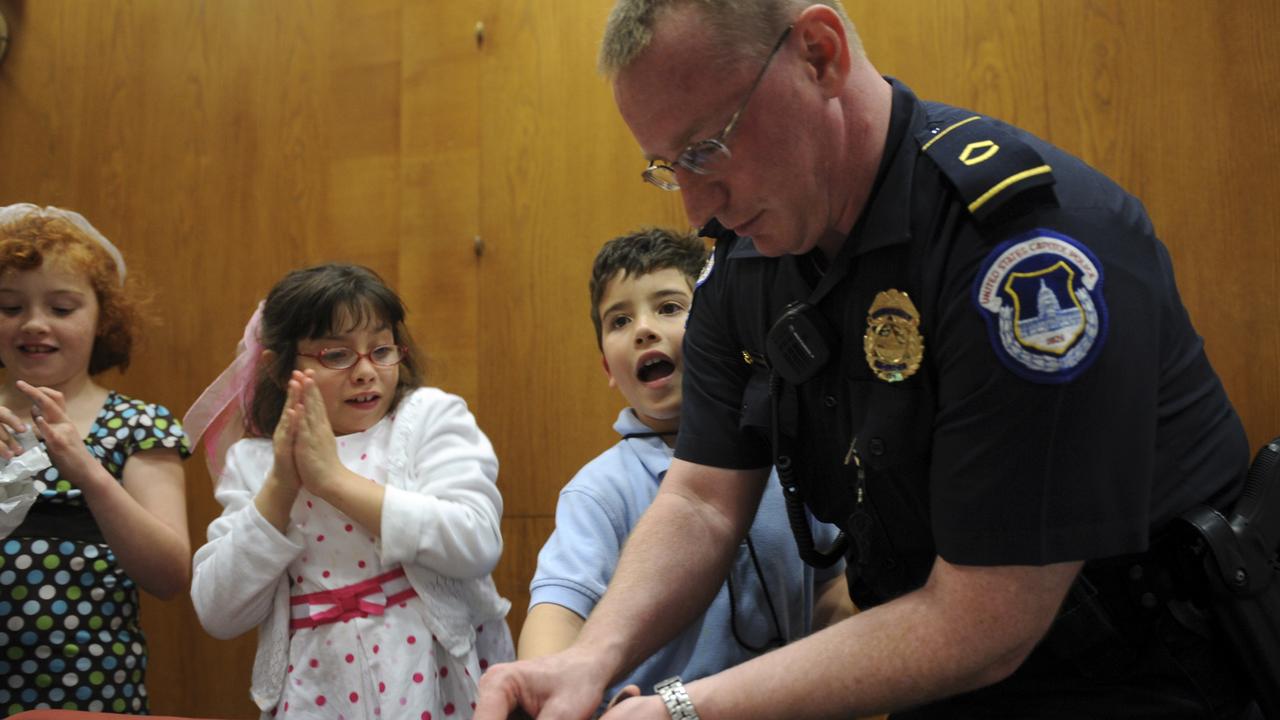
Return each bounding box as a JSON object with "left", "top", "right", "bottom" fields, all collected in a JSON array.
[{"left": 277, "top": 418, "right": 512, "bottom": 720}]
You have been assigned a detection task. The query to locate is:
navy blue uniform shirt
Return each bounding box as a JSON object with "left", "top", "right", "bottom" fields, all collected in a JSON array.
[
  {"left": 677, "top": 78, "right": 1247, "bottom": 600},
  {"left": 676, "top": 78, "right": 1254, "bottom": 715}
]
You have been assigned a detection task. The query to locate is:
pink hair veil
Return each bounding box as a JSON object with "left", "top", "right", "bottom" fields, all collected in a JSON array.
[{"left": 183, "top": 301, "right": 265, "bottom": 480}]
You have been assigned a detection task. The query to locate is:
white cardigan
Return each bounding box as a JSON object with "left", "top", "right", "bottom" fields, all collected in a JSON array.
[{"left": 190, "top": 387, "right": 511, "bottom": 714}]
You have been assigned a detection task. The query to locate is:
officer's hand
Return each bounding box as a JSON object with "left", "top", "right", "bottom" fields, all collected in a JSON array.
[{"left": 474, "top": 649, "right": 611, "bottom": 720}]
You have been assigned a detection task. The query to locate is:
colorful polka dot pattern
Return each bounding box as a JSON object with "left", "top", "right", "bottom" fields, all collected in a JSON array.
[
  {"left": 85, "top": 393, "right": 192, "bottom": 482},
  {"left": 31, "top": 392, "right": 191, "bottom": 498},
  {"left": 1, "top": 392, "right": 190, "bottom": 716}
]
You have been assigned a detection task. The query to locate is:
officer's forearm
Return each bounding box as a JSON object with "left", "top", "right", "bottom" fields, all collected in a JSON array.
[{"left": 682, "top": 557, "right": 1082, "bottom": 720}]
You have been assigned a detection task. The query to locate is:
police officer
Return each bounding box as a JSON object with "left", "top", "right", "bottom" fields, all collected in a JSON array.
[{"left": 476, "top": 1, "right": 1257, "bottom": 718}]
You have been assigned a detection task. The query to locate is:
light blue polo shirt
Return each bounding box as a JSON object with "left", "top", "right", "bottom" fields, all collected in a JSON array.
[{"left": 529, "top": 408, "right": 845, "bottom": 701}]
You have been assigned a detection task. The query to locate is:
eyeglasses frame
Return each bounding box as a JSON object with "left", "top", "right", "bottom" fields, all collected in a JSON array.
[
  {"left": 642, "top": 24, "right": 794, "bottom": 191},
  {"left": 295, "top": 344, "right": 409, "bottom": 371}
]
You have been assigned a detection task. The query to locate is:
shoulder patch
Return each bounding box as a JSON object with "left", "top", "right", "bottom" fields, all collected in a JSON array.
[
  {"left": 918, "top": 115, "right": 1056, "bottom": 222},
  {"left": 695, "top": 250, "right": 715, "bottom": 288},
  {"left": 972, "top": 229, "right": 1108, "bottom": 383}
]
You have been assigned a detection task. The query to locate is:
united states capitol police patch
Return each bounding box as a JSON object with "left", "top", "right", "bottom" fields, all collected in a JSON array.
[
  {"left": 973, "top": 229, "right": 1108, "bottom": 383},
  {"left": 695, "top": 251, "right": 715, "bottom": 289}
]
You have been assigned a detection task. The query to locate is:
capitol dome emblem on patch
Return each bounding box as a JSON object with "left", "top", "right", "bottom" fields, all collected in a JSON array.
[{"left": 972, "top": 229, "right": 1108, "bottom": 383}]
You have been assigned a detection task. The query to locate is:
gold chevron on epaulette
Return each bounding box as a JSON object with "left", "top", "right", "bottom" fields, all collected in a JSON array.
[{"left": 918, "top": 114, "right": 1056, "bottom": 221}]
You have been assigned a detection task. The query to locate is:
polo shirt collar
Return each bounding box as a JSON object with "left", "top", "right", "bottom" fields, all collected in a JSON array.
[{"left": 613, "top": 408, "right": 675, "bottom": 483}]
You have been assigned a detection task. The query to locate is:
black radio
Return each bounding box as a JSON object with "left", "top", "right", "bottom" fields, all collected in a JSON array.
[{"left": 765, "top": 301, "right": 833, "bottom": 385}]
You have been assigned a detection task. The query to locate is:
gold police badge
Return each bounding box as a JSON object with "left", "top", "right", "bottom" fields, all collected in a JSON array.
[{"left": 864, "top": 289, "right": 924, "bottom": 382}]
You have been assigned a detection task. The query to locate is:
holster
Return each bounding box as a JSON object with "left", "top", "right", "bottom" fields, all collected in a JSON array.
[{"left": 1174, "top": 438, "right": 1280, "bottom": 718}]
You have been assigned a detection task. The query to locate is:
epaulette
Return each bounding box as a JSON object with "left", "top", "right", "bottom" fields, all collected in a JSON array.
[{"left": 916, "top": 114, "right": 1056, "bottom": 223}]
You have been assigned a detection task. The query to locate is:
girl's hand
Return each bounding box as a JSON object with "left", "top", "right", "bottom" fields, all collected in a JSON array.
[
  {"left": 16, "top": 380, "right": 102, "bottom": 490},
  {"left": 254, "top": 375, "right": 305, "bottom": 532},
  {"left": 291, "top": 371, "right": 344, "bottom": 494},
  {"left": 0, "top": 403, "right": 30, "bottom": 460},
  {"left": 270, "top": 374, "right": 303, "bottom": 489}
]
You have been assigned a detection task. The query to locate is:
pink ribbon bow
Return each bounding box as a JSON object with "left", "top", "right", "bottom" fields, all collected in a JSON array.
[{"left": 290, "top": 567, "right": 415, "bottom": 630}]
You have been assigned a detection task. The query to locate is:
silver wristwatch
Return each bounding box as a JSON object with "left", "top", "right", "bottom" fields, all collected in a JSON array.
[{"left": 654, "top": 676, "right": 700, "bottom": 720}]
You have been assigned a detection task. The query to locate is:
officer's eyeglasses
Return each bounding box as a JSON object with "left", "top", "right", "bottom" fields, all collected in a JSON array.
[
  {"left": 296, "top": 344, "right": 408, "bottom": 370},
  {"left": 642, "top": 25, "right": 793, "bottom": 192}
]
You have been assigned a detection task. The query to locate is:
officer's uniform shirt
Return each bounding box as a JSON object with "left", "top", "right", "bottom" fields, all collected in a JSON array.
[{"left": 677, "top": 80, "right": 1247, "bottom": 625}]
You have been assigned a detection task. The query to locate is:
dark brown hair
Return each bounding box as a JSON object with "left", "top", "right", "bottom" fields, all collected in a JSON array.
[
  {"left": 588, "top": 227, "right": 708, "bottom": 348},
  {"left": 246, "top": 263, "right": 425, "bottom": 437},
  {"left": 0, "top": 212, "right": 142, "bottom": 374}
]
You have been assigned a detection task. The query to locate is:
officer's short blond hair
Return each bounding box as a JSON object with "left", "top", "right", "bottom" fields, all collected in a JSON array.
[{"left": 599, "top": 0, "right": 861, "bottom": 76}]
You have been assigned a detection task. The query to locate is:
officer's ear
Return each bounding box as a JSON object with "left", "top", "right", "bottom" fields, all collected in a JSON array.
[
  {"left": 794, "top": 5, "right": 852, "bottom": 97},
  {"left": 601, "top": 354, "right": 618, "bottom": 389}
]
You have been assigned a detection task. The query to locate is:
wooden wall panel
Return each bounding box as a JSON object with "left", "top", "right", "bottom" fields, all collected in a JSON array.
[
  {"left": 474, "top": 0, "right": 686, "bottom": 636},
  {"left": 0, "top": 1, "right": 405, "bottom": 716},
  {"left": 475, "top": 0, "right": 684, "bottom": 515},
  {"left": 855, "top": 0, "right": 1280, "bottom": 449},
  {"left": 400, "top": 1, "right": 484, "bottom": 403},
  {"left": 1040, "top": 0, "right": 1280, "bottom": 448},
  {"left": 0, "top": 0, "right": 1275, "bottom": 716},
  {"left": 850, "top": 0, "right": 1049, "bottom": 135},
  {"left": 495, "top": 516, "right": 558, "bottom": 640}
]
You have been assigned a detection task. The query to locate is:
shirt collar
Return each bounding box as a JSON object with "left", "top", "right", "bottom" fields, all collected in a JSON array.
[
  {"left": 612, "top": 408, "right": 675, "bottom": 483},
  {"left": 849, "top": 77, "right": 925, "bottom": 257}
]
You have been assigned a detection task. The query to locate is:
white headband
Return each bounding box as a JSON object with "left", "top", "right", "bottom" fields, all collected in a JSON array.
[{"left": 0, "top": 203, "right": 127, "bottom": 286}]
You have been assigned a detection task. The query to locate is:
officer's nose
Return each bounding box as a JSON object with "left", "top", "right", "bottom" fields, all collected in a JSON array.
[{"left": 677, "top": 169, "right": 726, "bottom": 229}]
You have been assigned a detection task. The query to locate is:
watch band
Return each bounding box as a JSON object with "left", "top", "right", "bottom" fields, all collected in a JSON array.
[{"left": 654, "top": 676, "right": 700, "bottom": 720}]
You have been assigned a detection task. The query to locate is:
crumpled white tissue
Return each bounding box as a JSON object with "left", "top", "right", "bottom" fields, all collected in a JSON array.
[{"left": 0, "top": 428, "right": 53, "bottom": 539}]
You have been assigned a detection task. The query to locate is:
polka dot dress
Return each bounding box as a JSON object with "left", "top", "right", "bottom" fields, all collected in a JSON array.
[
  {"left": 279, "top": 417, "right": 512, "bottom": 720},
  {"left": 0, "top": 392, "right": 190, "bottom": 717}
]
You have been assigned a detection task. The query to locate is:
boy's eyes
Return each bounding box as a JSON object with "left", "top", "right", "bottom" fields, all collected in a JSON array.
[
  {"left": 0, "top": 306, "right": 21, "bottom": 316},
  {"left": 605, "top": 302, "right": 688, "bottom": 330}
]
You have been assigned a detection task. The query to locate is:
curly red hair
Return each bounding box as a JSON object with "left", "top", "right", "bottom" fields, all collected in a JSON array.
[{"left": 0, "top": 212, "right": 143, "bottom": 374}]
